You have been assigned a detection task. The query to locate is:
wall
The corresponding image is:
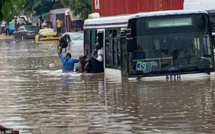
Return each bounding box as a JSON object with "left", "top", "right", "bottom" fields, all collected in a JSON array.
[
  {"left": 50, "top": 14, "right": 57, "bottom": 31},
  {"left": 92, "top": 0, "right": 184, "bottom": 17}
]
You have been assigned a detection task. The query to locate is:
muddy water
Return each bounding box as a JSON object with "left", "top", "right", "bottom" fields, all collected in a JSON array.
[{"left": 1, "top": 40, "right": 215, "bottom": 134}]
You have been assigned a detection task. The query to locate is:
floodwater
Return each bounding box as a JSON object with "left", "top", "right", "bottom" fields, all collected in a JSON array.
[{"left": 1, "top": 39, "right": 215, "bottom": 134}]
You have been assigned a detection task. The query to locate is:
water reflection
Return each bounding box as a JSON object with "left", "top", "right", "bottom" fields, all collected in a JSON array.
[
  {"left": 61, "top": 75, "right": 72, "bottom": 92},
  {"left": 1, "top": 40, "right": 215, "bottom": 133}
]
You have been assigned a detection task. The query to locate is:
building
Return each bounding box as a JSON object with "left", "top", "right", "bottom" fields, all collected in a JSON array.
[
  {"left": 92, "top": 0, "right": 184, "bottom": 17},
  {"left": 65, "top": 10, "right": 83, "bottom": 31},
  {"left": 50, "top": 8, "right": 83, "bottom": 33},
  {"left": 50, "top": 8, "right": 68, "bottom": 33}
]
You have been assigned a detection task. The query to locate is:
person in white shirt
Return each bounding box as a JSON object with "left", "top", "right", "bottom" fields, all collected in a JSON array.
[
  {"left": 84, "top": 43, "right": 104, "bottom": 73},
  {"left": 95, "top": 43, "right": 103, "bottom": 62}
]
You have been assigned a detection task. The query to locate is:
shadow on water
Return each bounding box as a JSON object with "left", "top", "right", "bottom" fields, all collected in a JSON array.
[{"left": 1, "top": 40, "right": 215, "bottom": 133}]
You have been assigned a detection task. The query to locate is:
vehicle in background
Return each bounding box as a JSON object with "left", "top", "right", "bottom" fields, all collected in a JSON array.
[
  {"left": 35, "top": 28, "right": 59, "bottom": 42},
  {"left": 19, "top": 16, "right": 28, "bottom": 22},
  {"left": 62, "top": 32, "right": 83, "bottom": 46},
  {"left": 14, "top": 25, "right": 39, "bottom": 41},
  {"left": 16, "top": 15, "right": 32, "bottom": 25}
]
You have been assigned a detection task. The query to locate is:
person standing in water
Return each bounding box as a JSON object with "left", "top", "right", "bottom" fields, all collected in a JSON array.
[
  {"left": 58, "top": 47, "right": 79, "bottom": 72},
  {"left": 75, "top": 55, "right": 87, "bottom": 73}
]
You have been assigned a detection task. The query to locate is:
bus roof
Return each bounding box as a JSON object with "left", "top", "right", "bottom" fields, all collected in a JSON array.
[
  {"left": 130, "top": 10, "right": 208, "bottom": 19},
  {"left": 84, "top": 10, "right": 208, "bottom": 30},
  {"left": 84, "top": 14, "right": 132, "bottom": 29}
]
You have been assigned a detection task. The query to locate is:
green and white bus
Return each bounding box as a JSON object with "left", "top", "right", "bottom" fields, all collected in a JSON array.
[{"left": 84, "top": 10, "right": 215, "bottom": 81}]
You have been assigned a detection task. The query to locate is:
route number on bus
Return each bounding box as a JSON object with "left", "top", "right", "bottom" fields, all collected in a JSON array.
[{"left": 136, "top": 61, "right": 152, "bottom": 72}]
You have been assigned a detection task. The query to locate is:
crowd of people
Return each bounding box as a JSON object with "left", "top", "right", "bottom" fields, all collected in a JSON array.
[{"left": 58, "top": 42, "right": 104, "bottom": 74}]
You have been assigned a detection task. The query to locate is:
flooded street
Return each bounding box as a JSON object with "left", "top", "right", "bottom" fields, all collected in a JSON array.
[{"left": 1, "top": 39, "right": 215, "bottom": 134}]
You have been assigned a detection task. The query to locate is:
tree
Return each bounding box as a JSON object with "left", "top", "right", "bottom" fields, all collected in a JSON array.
[
  {"left": 62, "top": 0, "right": 92, "bottom": 20},
  {"left": 24, "top": 0, "right": 55, "bottom": 15},
  {"left": 0, "top": 0, "right": 25, "bottom": 22}
]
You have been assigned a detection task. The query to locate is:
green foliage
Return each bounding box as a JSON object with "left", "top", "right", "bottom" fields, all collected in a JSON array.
[
  {"left": 62, "top": 0, "right": 92, "bottom": 20},
  {"left": 0, "top": 0, "right": 25, "bottom": 22},
  {"left": 24, "top": 0, "right": 54, "bottom": 15}
]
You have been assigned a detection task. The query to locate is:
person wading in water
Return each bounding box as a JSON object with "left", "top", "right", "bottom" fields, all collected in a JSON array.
[{"left": 58, "top": 47, "right": 79, "bottom": 72}]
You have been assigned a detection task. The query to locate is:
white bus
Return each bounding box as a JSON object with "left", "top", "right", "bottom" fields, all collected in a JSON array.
[{"left": 84, "top": 10, "right": 215, "bottom": 81}]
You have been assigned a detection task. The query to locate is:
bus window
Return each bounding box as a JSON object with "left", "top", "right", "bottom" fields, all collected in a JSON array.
[
  {"left": 84, "top": 30, "right": 97, "bottom": 55},
  {"left": 113, "top": 30, "right": 117, "bottom": 38},
  {"left": 117, "top": 40, "right": 121, "bottom": 66},
  {"left": 113, "top": 30, "right": 121, "bottom": 67},
  {"left": 113, "top": 39, "right": 118, "bottom": 67},
  {"left": 90, "top": 30, "right": 97, "bottom": 53},
  {"left": 105, "top": 30, "right": 113, "bottom": 67},
  {"left": 120, "top": 37, "right": 127, "bottom": 76},
  {"left": 98, "top": 33, "right": 104, "bottom": 47},
  {"left": 84, "top": 31, "right": 90, "bottom": 55},
  {"left": 105, "top": 30, "right": 110, "bottom": 38},
  {"left": 108, "top": 39, "right": 114, "bottom": 66},
  {"left": 105, "top": 39, "right": 109, "bottom": 65},
  {"left": 105, "top": 29, "right": 121, "bottom": 68}
]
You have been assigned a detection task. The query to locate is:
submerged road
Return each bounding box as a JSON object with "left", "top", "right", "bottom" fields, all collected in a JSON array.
[{"left": 0, "top": 39, "right": 215, "bottom": 134}]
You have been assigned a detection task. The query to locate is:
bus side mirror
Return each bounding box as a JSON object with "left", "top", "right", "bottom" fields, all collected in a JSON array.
[
  {"left": 120, "top": 28, "right": 131, "bottom": 38},
  {"left": 127, "top": 38, "right": 135, "bottom": 52}
]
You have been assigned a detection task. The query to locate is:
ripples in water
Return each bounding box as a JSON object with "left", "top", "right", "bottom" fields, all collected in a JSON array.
[{"left": 0, "top": 40, "right": 215, "bottom": 134}]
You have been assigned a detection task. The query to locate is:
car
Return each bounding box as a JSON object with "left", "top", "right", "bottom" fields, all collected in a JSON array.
[
  {"left": 62, "top": 32, "right": 83, "bottom": 46},
  {"left": 35, "top": 28, "right": 59, "bottom": 42},
  {"left": 61, "top": 32, "right": 84, "bottom": 54},
  {"left": 14, "top": 25, "right": 39, "bottom": 40}
]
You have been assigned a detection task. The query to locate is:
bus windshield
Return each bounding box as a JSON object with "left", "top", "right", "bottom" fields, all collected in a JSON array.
[{"left": 128, "top": 14, "right": 213, "bottom": 76}]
